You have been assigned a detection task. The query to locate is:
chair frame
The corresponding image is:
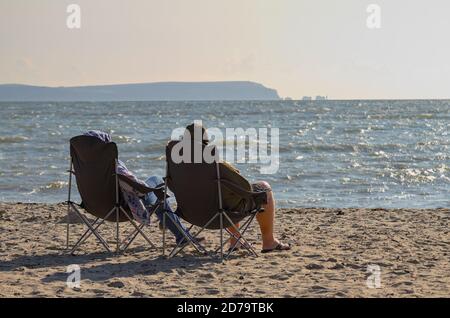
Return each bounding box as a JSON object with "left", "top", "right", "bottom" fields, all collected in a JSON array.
[
  {"left": 161, "top": 161, "right": 264, "bottom": 261},
  {"left": 66, "top": 158, "right": 160, "bottom": 255}
]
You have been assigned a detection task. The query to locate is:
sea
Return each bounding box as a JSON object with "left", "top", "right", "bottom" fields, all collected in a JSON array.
[{"left": 0, "top": 100, "right": 448, "bottom": 208}]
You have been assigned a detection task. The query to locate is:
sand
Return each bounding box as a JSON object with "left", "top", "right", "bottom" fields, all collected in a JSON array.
[{"left": 0, "top": 202, "right": 449, "bottom": 298}]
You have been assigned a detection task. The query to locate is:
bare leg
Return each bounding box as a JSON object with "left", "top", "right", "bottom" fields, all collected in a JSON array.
[
  {"left": 255, "top": 183, "right": 278, "bottom": 250},
  {"left": 228, "top": 223, "right": 240, "bottom": 248},
  {"left": 228, "top": 181, "right": 289, "bottom": 251}
]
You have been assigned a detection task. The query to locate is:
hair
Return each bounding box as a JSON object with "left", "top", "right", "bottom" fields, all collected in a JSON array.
[{"left": 185, "top": 122, "right": 209, "bottom": 143}]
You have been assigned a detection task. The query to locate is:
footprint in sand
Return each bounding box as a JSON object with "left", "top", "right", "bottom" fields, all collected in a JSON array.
[
  {"left": 206, "top": 288, "right": 220, "bottom": 295},
  {"left": 329, "top": 263, "right": 345, "bottom": 270},
  {"left": 345, "top": 263, "right": 361, "bottom": 270},
  {"left": 304, "top": 254, "right": 322, "bottom": 259},
  {"left": 305, "top": 263, "right": 324, "bottom": 270},
  {"left": 269, "top": 261, "right": 279, "bottom": 266},
  {"left": 91, "top": 289, "right": 107, "bottom": 295},
  {"left": 107, "top": 281, "right": 125, "bottom": 288},
  {"left": 199, "top": 273, "right": 216, "bottom": 280},
  {"left": 310, "top": 285, "right": 327, "bottom": 292},
  {"left": 130, "top": 291, "right": 147, "bottom": 297},
  {"left": 268, "top": 274, "right": 290, "bottom": 281},
  {"left": 392, "top": 281, "right": 413, "bottom": 287}
]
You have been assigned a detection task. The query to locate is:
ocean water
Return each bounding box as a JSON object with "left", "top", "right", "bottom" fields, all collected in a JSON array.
[{"left": 0, "top": 100, "right": 448, "bottom": 208}]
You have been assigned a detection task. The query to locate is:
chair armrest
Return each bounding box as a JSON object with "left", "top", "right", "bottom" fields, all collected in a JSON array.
[
  {"left": 219, "top": 179, "right": 254, "bottom": 197},
  {"left": 219, "top": 179, "right": 268, "bottom": 206},
  {"left": 118, "top": 174, "right": 167, "bottom": 200}
]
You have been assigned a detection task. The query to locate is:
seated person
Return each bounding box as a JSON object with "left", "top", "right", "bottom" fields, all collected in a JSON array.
[
  {"left": 83, "top": 130, "right": 199, "bottom": 246},
  {"left": 184, "top": 123, "right": 290, "bottom": 253}
]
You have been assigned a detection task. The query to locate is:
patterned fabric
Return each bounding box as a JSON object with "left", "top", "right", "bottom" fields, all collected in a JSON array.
[
  {"left": 119, "top": 181, "right": 150, "bottom": 225},
  {"left": 83, "top": 130, "right": 151, "bottom": 225}
]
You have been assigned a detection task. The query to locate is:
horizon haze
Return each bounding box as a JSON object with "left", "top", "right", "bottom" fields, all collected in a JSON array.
[{"left": 1, "top": 0, "right": 450, "bottom": 99}]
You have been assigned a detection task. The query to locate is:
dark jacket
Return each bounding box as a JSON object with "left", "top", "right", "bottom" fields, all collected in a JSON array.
[{"left": 219, "top": 161, "right": 252, "bottom": 212}]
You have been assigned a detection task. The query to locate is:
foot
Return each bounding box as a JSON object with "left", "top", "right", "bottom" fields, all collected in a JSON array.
[
  {"left": 261, "top": 240, "right": 291, "bottom": 253},
  {"left": 228, "top": 240, "right": 252, "bottom": 252}
]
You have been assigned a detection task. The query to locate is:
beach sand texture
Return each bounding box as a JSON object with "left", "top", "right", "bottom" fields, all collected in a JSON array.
[{"left": 0, "top": 203, "right": 449, "bottom": 297}]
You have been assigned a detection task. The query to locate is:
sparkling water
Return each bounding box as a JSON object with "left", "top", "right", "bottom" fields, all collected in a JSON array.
[{"left": 0, "top": 100, "right": 448, "bottom": 208}]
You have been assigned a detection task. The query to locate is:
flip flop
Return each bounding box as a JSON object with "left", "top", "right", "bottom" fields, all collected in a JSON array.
[{"left": 261, "top": 243, "right": 291, "bottom": 254}]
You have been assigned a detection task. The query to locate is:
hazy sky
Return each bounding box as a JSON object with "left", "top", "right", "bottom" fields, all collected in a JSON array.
[{"left": 1, "top": 0, "right": 449, "bottom": 99}]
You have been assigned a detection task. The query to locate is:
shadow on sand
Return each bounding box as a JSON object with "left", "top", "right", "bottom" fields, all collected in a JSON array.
[{"left": 0, "top": 246, "right": 221, "bottom": 283}]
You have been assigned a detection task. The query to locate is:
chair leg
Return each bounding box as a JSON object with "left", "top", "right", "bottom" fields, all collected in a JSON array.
[
  {"left": 66, "top": 203, "right": 71, "bottom": 250},
  {"left": 66, "top": 160, "right": 73, "bottom": 250},
  {"left": 169, "top": 212, "right": 217, "bottom": 258},
  {"left": 223, "top": 212, "right": 258, "bottom": 259},
  {"left": 220, "top": 212, "right": 224, "bottom": 261},
  {"left": 161, "top": 203, "right": 206, "bottom": 258},
  {"left": 119, "top": 207, "right": 156, "bottom": 250},
  {"left": 116, "top": 207, "right": 120, "bottom": 253},
  {"left": 120, "top": 223, "right": 145, "bottom": 252},
  {"left": 67, "top": 203, "right": 161, "bottom": 255},
  {"left": 117, "top": 203, "right": 161, "bottom": 253},
  {"left": 71, "top": 217, "right": 100, "bottom": 248},
  {"left": 162, "top": 178, "right": 168, "bottom": 257},
  {"left": 68, "top": 204, "right": 112, "bottom": 254},
  {"left": 213, "top": 213, "right": 254, "bottom": 254},
  {"left": 224, "top": 225, "right": 256, "bottom": 259},
  {"left": 69, "top": 206, "right": 116, "bottom": 254},
  {"left": 167, "top": 212, "right": 208, "bottom": 258},
  {"left": 167, "top": 212, "right": 259, "bottom": 260},
  {"left": 162, "top": 212, "right": 166, "bottom": 257}
]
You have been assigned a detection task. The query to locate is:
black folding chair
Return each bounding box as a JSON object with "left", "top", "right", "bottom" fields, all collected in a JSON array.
[
  {"left": 66, "top": 135, "right": 164, "bottom": 254},
  {"left": 162, "top": 140, "right": 267, "bottom": 260}
]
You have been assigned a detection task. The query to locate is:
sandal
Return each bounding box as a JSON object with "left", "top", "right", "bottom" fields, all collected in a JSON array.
[{"left": 261, "top": 242, "right": 291, "bottom": 253}]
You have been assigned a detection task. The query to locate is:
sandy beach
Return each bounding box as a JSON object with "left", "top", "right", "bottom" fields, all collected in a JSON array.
[{"left": 0, "top": 202, "right": 448, "bottom": 298}]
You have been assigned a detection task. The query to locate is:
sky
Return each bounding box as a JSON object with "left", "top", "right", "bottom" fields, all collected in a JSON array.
[{"left": 1, "top": 0, "right": 449, "bottom": 99}]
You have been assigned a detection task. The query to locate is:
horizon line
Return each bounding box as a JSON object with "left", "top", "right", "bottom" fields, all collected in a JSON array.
[
  {"left": 0, "top": 98, "right": 449, "bottom": 102},
  {"left": 1, "top": 82, "right": 449, "bottom": 101}
]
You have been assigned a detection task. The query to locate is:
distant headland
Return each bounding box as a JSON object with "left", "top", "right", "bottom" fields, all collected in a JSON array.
[{"left": 0, "top": 81, "right": 280, "bottom": 102}]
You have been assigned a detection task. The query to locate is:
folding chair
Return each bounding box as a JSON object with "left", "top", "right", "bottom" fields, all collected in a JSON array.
[
  {"left": 66, "top": 135, "right": 164, "bottom": 254},
  {"left": 162, "top": 140, "right": 267, "bottom": 261}
]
